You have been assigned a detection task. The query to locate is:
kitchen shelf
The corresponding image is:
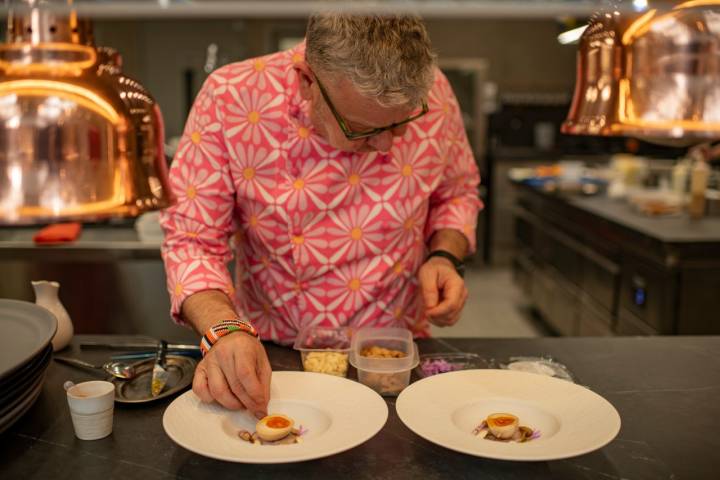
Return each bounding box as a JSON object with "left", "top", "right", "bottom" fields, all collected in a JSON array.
[{"left": 0, "top": 1, "right": 643, "bottom": 20}]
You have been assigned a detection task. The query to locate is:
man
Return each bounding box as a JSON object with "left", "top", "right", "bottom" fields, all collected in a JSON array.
[{"left": 160, "top": 14, "right": 482, "bottom": 419}]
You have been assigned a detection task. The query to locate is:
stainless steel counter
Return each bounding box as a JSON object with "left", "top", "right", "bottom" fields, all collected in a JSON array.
[
  {"left": 0, "top": 227, "right": 160, "bottom": 261},
  {"left": 0, "top": 227, "right": 191, "bottom": 340}
]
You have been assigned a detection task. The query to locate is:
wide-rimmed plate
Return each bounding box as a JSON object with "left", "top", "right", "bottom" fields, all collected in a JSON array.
[
  {"left": 0, "top": 344, "right": 51, "bottom": 408},
  {"left": 0, "top": 369, "right": 47, "bottom": 434},
  {"left": 163, "top": 371, "right": 388, "bottom": 463},
  {"left": 0, "top": 365, "right": 47, "bottom": 420},
  {"left": 0, "top": 300, "right": 57, "bottom": 381},
  {"left": 396, "top": 369, "right": 621, "bottom": 461}
]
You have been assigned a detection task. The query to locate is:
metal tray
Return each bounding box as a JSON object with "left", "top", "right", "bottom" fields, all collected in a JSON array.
[{"left": 111, "top": 355, "right": 196, "bottom": 404}]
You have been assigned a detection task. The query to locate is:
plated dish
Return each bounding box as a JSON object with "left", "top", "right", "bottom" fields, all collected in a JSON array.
[
  {"left": 396, "top": 369, "right": 621, "bottom": 461},
  {"left": 163, "top": 371, "right": 388, "bottom": 463}
]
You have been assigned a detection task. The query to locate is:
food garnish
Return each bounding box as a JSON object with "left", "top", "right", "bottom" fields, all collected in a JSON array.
[
  {"left": 238, "top": 414, "right": 306, "bottom": 446},
  {"left": 303, "top": 351, "right": 348, "bottom": 376},
  {"left": 419, "top": 358, "right": 463, "bottom": 376},
  {"left": 360, "top": 346, "right": 406, "bottom": 358},
  {"left": 472, "top": 413, "right": 540, "bottom": 443}
]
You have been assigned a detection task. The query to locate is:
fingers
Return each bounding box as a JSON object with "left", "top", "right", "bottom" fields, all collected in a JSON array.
[
  {"left": 426, "top": 276, "right": 466, "bottom": 320},
  {"left": 222, "top": 354, "right": 262, "bottom": 417},
  {"left": 233, "top": 348, "right": 267, "bottom": 419},
  {"left": 205, "top": 362, "right": 245, "bottom": 410},
  {"left": 438, "top": 289, "right": 467, "bottom": 327},
  {"left": 256, "top": 348, "right": 272, "bottom": 411},
  {"left": 418, "top": 265, "right": 439, "bottom": 310},
  {"left": 192, "top": 335, "right": 274, "bottom": 418},
  {"left": 192, "top": 363, "right": 213, "bottom": 403},
  {"left": 446, "top": 289, "right": 468, "bottom": 326}
]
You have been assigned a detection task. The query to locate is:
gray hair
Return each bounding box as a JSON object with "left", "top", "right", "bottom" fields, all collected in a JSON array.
[{"left": 305, "top": 13, "right": 436, "bottom": 108}]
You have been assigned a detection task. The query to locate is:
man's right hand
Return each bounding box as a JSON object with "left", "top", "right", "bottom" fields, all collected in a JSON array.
[{"left": 192, "top": 331, "right": 272, "bottom": 419}]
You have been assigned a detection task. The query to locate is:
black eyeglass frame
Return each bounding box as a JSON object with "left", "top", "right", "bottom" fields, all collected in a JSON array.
[{"left": 312, "top": 70, "right": 429, "bottom": 140}]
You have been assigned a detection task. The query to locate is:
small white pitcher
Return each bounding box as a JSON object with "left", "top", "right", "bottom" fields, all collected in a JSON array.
[{"left": 32, "top": 280, "right": 74, "bottom": 351}]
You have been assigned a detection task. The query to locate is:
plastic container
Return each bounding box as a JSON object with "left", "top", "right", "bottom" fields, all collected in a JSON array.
[
  {"left": 415, "top": 352, "right": 494, "bottom": 378},
  {"left": 499, "top": 356, "right": 575, "bottom": 383},
  {"left": 293, "top": 326, "right": 352, "bottom": 377},
  {"left": 559, "top": 160, "right": 584, "bottom": 185},
  {"left": 349, "top": 327, "right": 419, "bottom": 396}
]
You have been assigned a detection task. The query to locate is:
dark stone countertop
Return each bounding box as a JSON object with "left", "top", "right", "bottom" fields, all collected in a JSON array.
[
  {"left": 514, "top": 182, "right": 720, "bottom": 245},
  {"left": 568, "top": 195, "right": 720, "bottom": 244},
  {"left": 2, "top": 335, "right": 719, "bottom": 480}
]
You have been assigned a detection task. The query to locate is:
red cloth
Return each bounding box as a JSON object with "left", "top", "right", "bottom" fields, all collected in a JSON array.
[{"left": 33, "top": 223, "right": 82, "bottom": 244}]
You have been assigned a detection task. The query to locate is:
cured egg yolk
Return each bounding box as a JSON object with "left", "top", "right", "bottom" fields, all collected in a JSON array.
[
  {"left": 486, "top": 413, "right": 519, "bottom": 440},
  {"left": 255, "top": 414, "right": 294, "bottom": 442}
]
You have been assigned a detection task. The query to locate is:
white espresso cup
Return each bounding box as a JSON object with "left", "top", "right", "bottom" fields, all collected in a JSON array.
[{"left": 65, "top": 380, "right": 115, "bottom": 440}]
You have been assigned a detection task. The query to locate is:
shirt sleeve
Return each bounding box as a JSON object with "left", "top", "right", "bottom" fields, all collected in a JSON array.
[
  {"left": 424, "top": 71, "right": 484, "bottom": 254},
  {"left": 160, "top": 74, "right": 237, "bottom": 325}
]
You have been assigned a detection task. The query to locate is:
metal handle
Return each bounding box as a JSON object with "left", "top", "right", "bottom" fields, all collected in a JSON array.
[
  {"left": 54, "top": 356, "right": 101, "bottom": 371},
  {"left": 80, "top": 341, "right": 200, "bottom": 351}
]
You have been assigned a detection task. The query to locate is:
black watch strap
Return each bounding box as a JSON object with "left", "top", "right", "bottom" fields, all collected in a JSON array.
[{"left": 426, "top": 250, "right": 465, "bottom": 277}]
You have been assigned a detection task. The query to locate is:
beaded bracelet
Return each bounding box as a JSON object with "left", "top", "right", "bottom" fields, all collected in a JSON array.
[{"left": 200, "top": 319, "right": 259, "bottom": 357}]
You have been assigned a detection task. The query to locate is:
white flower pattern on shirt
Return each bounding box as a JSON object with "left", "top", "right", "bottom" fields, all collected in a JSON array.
[{"left": 161, "top": 43, "right": 482, "bottom": 343}]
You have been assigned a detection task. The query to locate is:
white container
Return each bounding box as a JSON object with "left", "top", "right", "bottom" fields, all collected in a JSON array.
[
  {"left": 559, "top": 160, "right": 584, "bottom": 186},
  {"left": 32, "top": 280, "right": 73, "bottom": 352},
  {"left": 65, "top": 380, "right": 115, "bottom": 440},
  {"left": 349, "top": 327, "right": 419, "bottom": 396}
]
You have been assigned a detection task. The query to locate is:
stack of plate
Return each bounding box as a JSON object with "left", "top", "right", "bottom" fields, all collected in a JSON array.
[{"left": 0, "top": 299, "right": 57, "bottom": 434}]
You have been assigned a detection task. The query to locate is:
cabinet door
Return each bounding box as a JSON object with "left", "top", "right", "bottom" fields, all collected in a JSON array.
[
  {"left": 512, "top": 251, "right": 534, "bottom": 297},
  {"left": 619, "top": 258, "right": 675, "bottom": 333},
  {"left": 617, "top": 308, "right": 659, "bottom": 335},
  {"left": 531, "top": 267, "right": 579, "bottom": 336},
  {"left": 677, "top": 267, "right": 720, "bottom": 334},
  {"left": 550, "top": 284, "right": 580, "bottom": 336},
  {"left": 578, "top": 295, "right": 614, "bottom": 336},
  {"left": 581, "top": 251, "right": 619, "bottom": 318}
]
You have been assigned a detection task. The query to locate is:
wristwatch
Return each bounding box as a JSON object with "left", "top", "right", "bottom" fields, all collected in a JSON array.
[{"left": 426, "top": 250, "right": 465, "bottom": 278}]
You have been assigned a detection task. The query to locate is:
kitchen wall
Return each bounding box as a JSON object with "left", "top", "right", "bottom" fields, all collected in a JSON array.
[{"left": 93, "top": 18, "right": 577, "bottom": 138}]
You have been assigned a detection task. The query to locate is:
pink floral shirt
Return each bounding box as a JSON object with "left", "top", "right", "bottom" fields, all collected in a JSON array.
[{"left": 160, "top": 43, "right": 482, "bottom": 344}]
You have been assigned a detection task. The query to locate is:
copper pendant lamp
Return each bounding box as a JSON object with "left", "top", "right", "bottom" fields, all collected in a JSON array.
[
  {"left": 563, "top": 1, "right": 720, "bottom": 146},
  {"left": 0, "top": 0, "right": 174, "bottom": 224}
]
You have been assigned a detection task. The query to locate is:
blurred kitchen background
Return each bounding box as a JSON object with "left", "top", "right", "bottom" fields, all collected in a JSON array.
[{"left": 1, "top": 0, "right": 719, "bottom": 341}]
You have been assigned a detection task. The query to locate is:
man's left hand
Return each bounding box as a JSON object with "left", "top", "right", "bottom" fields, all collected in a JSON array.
[{"left": 418, "top": 256, "right": 468, "bottom": 327}]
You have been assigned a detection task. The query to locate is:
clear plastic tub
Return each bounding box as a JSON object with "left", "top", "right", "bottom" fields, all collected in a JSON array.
[
  {"left": 349, "top": 327, "right": 419, "bottom": 396},
  {"left": 293, "top": 326, "right": 352, "bottom": 377}
]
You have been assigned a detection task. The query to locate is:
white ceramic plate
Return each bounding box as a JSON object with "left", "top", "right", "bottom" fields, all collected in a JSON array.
[
  {"left": 396, "top": 369, "right": 621, "bottom": 461},
  {"left": 0, "top": 299, "right": 56, "bottom": 381},
  {"left": 0, "top": 369, "right": 47, "bottom": 434},
  {"left": 163, "top": 371, "right": 388, "bottom": 463}
]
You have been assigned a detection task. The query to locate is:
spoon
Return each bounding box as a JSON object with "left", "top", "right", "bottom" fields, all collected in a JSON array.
[{"left": 54, "top": 356, "right": 137, "bottom": 380}]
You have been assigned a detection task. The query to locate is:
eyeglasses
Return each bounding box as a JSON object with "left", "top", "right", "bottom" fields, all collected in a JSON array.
[{"left": 313, "top": 71, "right": 429, "bottom": 141}]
